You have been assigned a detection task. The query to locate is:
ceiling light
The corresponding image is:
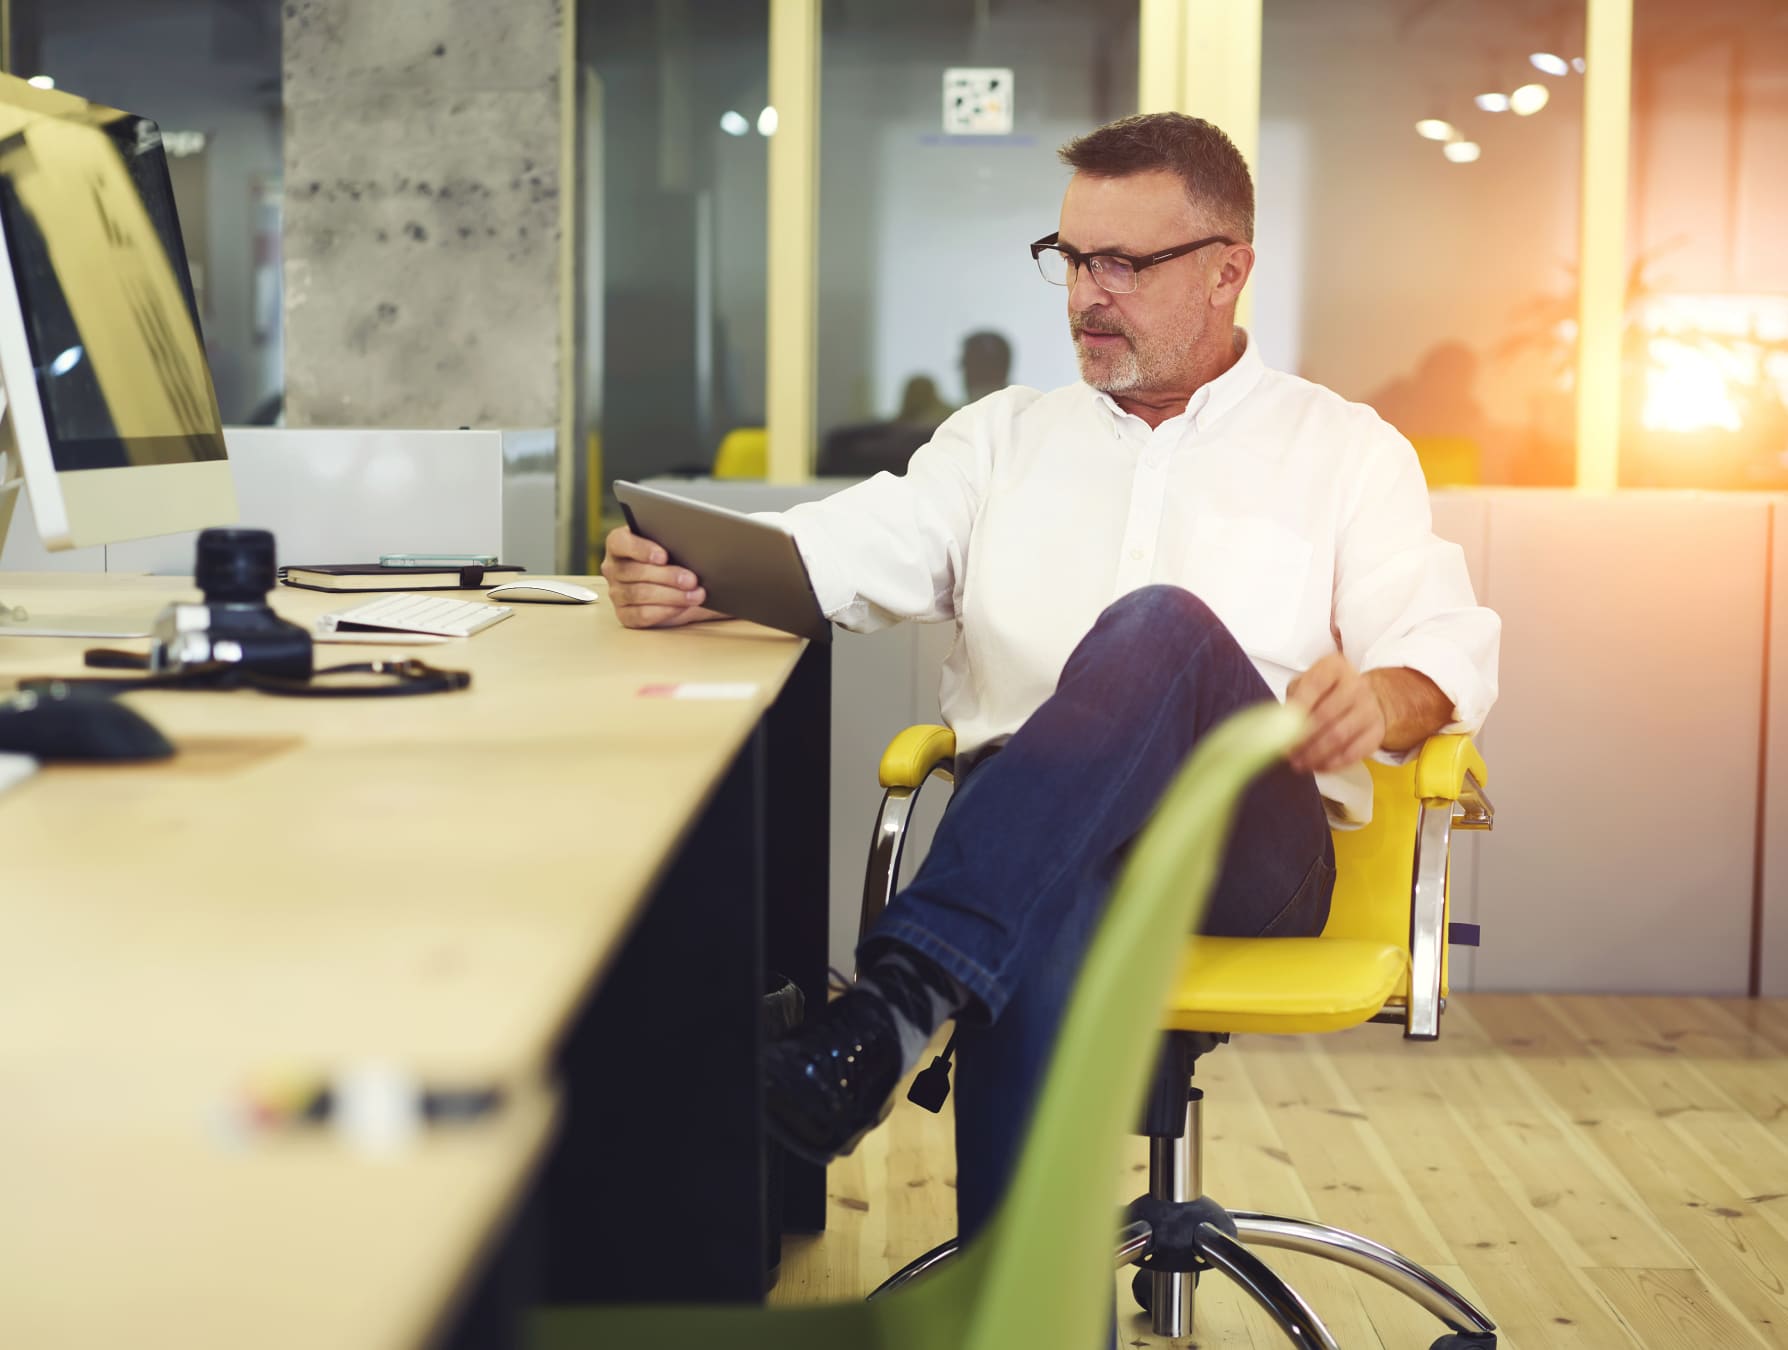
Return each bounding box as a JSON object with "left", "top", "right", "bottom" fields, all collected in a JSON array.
[
  {"left": 1529, "top": 52, "right": 1570, "bottom": 77},
  {"left": 1571, "top": 56, "right": 1587, "bottom": 73},
  {"left": 26, "top": 75, "right": 54, "bottom": 90},
  {"left": 719, "top": 110, "right": 749, "bottom": 136},
  {"left": 1510, "top": 83, "right": 1550, "bottom": 115},
  {"left": 756, "top": 106, "right": 779, "bottom": 137},
  {"left": 1475, "top": 92, "right": 1511, "bottom": 113},
  {"left": 1415, "top": 118, "right": 1458, "bottom": 141},
  {"left": 1443, "top": 140, "right": 1482, "bottom": 163}
]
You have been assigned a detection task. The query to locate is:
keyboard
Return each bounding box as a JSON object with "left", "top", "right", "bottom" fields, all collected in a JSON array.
[{"left": 317, "top": 592, "right": 513, "bottom": 639}]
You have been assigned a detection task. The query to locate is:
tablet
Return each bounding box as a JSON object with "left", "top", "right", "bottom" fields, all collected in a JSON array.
[{"left": 612, "top": 481, "right": 832, "bottom": 643}]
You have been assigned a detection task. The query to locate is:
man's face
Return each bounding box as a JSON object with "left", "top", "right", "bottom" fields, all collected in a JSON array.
[{"left": 1057, "top": 169, "right": 1220, "bottom": 395}]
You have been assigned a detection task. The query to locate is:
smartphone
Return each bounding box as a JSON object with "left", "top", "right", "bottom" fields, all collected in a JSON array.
[{"left": 379, "top": 553, "right": 499, "bottom": 567}]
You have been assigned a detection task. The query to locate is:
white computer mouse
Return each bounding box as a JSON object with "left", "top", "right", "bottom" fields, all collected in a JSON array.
[{"left": 486, "top": 579, "right": 600, "bottom": 604}]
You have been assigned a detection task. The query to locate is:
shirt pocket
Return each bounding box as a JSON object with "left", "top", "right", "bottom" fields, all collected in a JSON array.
[{"left": 1180, "top": 515, "right": 1315, "bottom": 663}]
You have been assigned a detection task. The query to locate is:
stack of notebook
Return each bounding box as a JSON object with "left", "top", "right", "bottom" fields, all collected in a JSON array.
[{"left": 278, "top": 563, "right": 524, "bottom": 593}]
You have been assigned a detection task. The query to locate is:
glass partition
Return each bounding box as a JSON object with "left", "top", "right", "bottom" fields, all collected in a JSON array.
[
  {"left": 1619, "top": 0, "right": 1788, "bottom": 489},
  {"left": 1259, "top": 0, "right": 1586, "bottom": 487},
  {"left": 578, "top": 0, "right": 770, "bottom": 505},
  {"left": 814, "top": 2, "right": 1139, "bottom": 478}
]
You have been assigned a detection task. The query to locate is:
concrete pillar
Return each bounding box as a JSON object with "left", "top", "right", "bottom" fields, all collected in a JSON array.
[{"left": 281, "top": 0, "right": 563, "bottom": 429}]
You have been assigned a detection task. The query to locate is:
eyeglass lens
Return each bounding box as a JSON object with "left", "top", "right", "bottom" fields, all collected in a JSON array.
[{"left": 1036, "top": 248, "right": 1136, "bottom": 293}]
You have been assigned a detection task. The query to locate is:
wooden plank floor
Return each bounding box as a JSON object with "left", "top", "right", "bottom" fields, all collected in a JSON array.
[{"left": 767, "top": 995, "right": 1788, "bottom": 1348}]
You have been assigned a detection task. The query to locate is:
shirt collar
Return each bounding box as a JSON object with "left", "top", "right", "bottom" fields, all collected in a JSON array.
[{"left": 1088, "top": 327, "right": 1267, "bottom": 437}]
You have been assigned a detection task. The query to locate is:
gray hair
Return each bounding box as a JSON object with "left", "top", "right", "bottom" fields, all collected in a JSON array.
[{"left": 1058, "top": 112, "right": 1254, "bottom": 243}]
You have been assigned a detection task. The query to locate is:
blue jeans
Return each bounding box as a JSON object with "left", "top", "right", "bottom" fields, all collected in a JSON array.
[{"left": 858, "top": 585, "right": 1336, "bottom": 1241}]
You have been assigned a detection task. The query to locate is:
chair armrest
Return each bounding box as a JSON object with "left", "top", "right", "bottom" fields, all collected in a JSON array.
[
  {"left": 861, "top": 724, "right": 958, "bottom": 949},
  {"left": 1402, "top": 734, "right": 1496, "bottom": 1039},
  {"left": 1413, "top": 735, "right": 1488, "bottom": 802},
  {"left": 879, "top": 724, "right": 957, "bottom": 788},
  {"left": 1413, "top": 734, "right": 1493, "bottom": 831}
]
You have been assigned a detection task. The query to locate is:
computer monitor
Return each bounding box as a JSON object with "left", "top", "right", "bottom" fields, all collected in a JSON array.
[{"left": 0, "top": 74, "right": 236, "bottom": 637}]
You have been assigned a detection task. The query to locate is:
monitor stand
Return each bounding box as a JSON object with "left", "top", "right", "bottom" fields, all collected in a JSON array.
[{"left": 0, "top": 394, "right": 159, "bottom": 640}]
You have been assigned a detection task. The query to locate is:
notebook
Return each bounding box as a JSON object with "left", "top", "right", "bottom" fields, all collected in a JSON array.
[{"left": 279, "top": 563, "right": 525, "bottom": 593}]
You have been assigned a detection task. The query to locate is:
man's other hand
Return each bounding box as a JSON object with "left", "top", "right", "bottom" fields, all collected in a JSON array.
[
  {"left": 1285, "top": 653, "right": 1387, "bottom": 775},
  {"left": 599, "top": 526, "right": 725, "bottom": 629}
]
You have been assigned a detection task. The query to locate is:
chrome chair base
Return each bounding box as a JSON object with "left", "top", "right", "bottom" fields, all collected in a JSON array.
[{"left": 867, "top": 1211, "right": 1496, "bottom": 1349}]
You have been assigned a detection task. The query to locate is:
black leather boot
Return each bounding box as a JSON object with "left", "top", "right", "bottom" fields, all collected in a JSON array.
[{"left": 763, "top": 990, "right": 905, "bottom": 1165}]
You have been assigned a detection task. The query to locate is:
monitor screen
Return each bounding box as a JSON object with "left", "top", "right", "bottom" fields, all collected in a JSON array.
[{"left": 0, "top": 111, "right": 226, "bottom": 472}]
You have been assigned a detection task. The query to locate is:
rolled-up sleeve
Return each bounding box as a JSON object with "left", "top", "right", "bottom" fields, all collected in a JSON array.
[
  {"left": 1334, "top": 423, "right": 1501, "bottom": 742},
  {"left": 762, "top": 393, "right": 1009, "bottom": 634}
]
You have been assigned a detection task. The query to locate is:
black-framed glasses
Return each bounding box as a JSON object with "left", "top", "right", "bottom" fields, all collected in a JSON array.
[{"left": 1029, "top": 231, "right": 1235, "bottom": 294}]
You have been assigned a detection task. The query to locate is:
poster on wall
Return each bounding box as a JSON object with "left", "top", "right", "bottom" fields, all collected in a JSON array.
[{"left": 943, "top": 68, "right": 1014, "bottom": 135}]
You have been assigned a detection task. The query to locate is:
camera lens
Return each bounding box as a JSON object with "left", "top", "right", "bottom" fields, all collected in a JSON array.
[{"left": 195, "top": 528, "right": 277, "bottom": 604}]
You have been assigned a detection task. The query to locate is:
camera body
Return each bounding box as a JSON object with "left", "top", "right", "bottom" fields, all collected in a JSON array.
[{"left": 149, "top": 528, "right": 313, "bottom": 681}]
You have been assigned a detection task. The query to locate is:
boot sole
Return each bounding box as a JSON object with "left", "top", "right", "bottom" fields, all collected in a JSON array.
[{"left": 766, "top": 1088, "right": 897, "bottom": 1167}]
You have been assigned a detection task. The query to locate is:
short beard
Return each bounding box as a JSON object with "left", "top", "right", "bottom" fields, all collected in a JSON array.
[
  {"left": 1077, "top": 346, "right": 1142, "bottom": 392},
  {"left": 1071, "top": 310, "right": 1143, "bottom": 392}
]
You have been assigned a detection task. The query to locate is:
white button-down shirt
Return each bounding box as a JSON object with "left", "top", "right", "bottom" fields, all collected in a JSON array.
[{"left": 774, "top": 333, "right": 1500, "bottom": 826}]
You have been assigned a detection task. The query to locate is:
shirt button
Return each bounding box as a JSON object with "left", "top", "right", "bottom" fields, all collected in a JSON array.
[
  {"left": 1129, "top": 548, "right": 1144, "bottom": 561},
  {"left": 1145, "top": 454, "right": 1164, "bottom": 469}
]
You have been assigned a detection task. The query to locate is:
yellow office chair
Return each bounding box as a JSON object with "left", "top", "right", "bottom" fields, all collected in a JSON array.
[
  {"left": 858, "top": 724, "right": 1500, "bottom": 1349},
  {"left": 714, "top": 427, "right": 769, "bottom": 479},
  {"left": 1407, "top": 436, "right": 1482, "bottom": 488}
]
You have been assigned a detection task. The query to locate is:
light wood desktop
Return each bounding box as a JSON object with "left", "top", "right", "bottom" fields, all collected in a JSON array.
[
  {"left": 0, "top": 571, "right": 822, "bottom": 1347},
  {"left": 0, "top": 1061, "right": 556, "bottom": 1350},
  {"left": 0, "top": 572, "right": 805, "bottom": 1071}
]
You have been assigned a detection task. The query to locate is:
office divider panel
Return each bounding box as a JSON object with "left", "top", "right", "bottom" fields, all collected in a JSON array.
[
  {"left": 1428, "top": 490, "right": 1491, "bottom": 991},
  {"left": 1472, "top": 490, "right": 1768, "bottom": 994},
  {"left": 1761, "top": 498, "right": 1787, "bottom": 996}
]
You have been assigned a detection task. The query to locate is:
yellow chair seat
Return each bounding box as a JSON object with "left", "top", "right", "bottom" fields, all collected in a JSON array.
[{"left": 1161, "top": 936, "right": 1410, "bottom": 1035}]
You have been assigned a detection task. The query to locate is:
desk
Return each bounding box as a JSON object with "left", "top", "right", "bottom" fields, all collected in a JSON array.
[
  {"left": 0, "top": 1063, "right": 556, "bottom": 1349},
  {"left": 0, "top": 573, "right": 832, "bottom": 1343}
]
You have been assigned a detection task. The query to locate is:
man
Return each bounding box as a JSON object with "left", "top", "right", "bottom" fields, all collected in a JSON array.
[
  {"left": 602, "top": 113, "right": 1499, "bottom": 1244},
  {"left": 960, "top": 329, "right": 1012, "bottom": 405}
]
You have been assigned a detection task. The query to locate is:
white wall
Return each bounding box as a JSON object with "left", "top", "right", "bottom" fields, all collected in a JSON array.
[
  {"left": 817, "top": 12, "right": 1136, "bottom": 431},
  {"left": 859, "top": 116, "right": 1098, "bottom": 416}
]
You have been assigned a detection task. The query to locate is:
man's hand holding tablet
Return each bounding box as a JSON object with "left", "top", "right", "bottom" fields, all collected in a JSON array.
[
  {"left": 603, "top": 482, "right": 833, "bottom": 641},
  {"left": 600, "top": 524, "right": 726, "bottom": 629}
]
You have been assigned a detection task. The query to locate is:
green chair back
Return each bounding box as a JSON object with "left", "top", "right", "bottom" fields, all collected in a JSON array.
[
  {"left": 933, "top": 701, "right": 1304, "bottom": 1350},
  {"left": 533, "top": 701, "right": 1303, "bottom": 1350}
]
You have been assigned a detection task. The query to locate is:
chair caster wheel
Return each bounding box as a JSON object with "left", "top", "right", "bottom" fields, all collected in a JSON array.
[
  {"left": 1430, "top": 1334, "right": 1496, "bottom": 1349},
  {"left": 1131, "top": 1267, "right": 1196, "bottom": 1314}
]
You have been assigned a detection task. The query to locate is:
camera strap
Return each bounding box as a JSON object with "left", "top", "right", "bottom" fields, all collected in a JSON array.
[
  {"left": 20, "top": 651, "right": 473, "bottom": 700},
  {"left": 244, "top": 658, "right": 473, "bottom": 699}
]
